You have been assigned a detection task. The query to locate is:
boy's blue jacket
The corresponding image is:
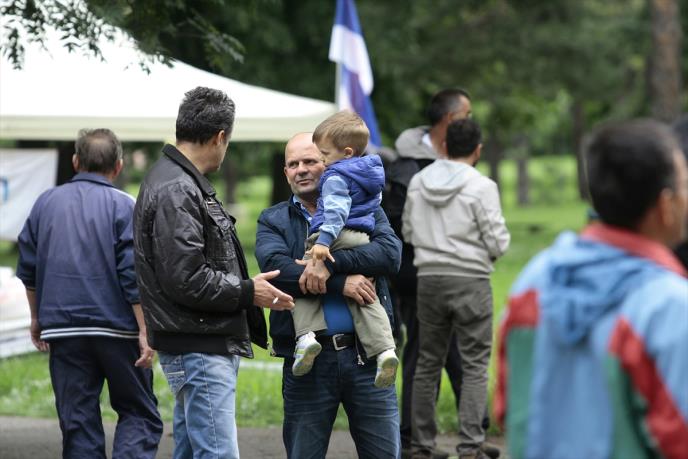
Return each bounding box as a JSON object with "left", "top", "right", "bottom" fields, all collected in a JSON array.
[
  {"left": 310, "top": 155, "right": 385, "bottom": 242},
  {"left": 17, "top": 173, "right": 139, "bottom": 339},
  {"left": 255, "top": 198, "right": 400, "bottom": 357}
]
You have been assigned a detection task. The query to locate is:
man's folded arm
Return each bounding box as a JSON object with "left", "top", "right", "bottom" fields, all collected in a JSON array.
[
  {"left": 255, "top": 210, "right": 348, "bottom": 297},
  {"left": 324, "top": 208, "right": 402, "bottom": 277}
]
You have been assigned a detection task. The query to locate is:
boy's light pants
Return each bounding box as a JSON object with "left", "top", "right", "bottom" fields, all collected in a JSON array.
[{"left": 292, "top": 229, "right": 395, "bottom": 357}]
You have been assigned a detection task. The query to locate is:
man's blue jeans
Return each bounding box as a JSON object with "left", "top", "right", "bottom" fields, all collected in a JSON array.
[
  {"left": 282, "top": 345, "right": 401, "bottom": 459},
  {"left": 159, "top": 352, "right": 240, "bottom": 459}
]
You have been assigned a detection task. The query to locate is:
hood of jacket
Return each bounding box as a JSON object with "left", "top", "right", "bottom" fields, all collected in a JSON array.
[
  {"left": 394, "top": 126, "right": 438, "bottom": 161},
  {"left": 328, "top": 154, "right": 385, "bottom": 195},
  {"left": 538, "top": 232, "right": 663, "bottom": 346},
  {"left": 417, "top": 159, "right": 480, "bottom": 207}
]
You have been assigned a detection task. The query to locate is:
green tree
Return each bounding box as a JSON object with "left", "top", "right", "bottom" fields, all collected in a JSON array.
[
  {"left": 2, "top": 0, "right": 684, "bottom": 203},
  {"left": 0, "top": 0, "right": 244, "bottom": 70}
]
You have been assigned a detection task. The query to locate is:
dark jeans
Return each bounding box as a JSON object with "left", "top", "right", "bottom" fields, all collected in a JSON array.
[
  {"left": 396, "top": 292, "right": 491, "bottom": 448},
  {"left": 49, "top": 337, "right": 162, "bottom": 459},
  {"left": 282, "top": 345, "right": 401, "bottom": 459}
]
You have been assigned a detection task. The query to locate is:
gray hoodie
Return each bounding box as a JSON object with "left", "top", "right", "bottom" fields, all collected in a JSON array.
[
  {"left": 395, "top": 126, "right": 437, "bottom": 160},
  {"left": 402, "top": 159, "right": 510, "bottom": 277}
]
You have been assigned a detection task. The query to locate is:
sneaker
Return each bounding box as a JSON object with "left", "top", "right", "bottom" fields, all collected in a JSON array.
[
  {"left": 292, "top": 332, "right": 321, "bottom": 376},
  {"left": 374, "top": 349, "right": 399, "bottom": 388}
]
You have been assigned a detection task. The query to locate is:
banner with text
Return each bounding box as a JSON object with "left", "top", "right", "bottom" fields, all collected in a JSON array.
[{"left": 0, "top": 149, "right": 58, "bottom": 242}]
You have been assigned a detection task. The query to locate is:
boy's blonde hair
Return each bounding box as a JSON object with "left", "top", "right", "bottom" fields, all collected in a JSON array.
[{"left": 313, "top": 110, "right": 370, "bottom": 156}]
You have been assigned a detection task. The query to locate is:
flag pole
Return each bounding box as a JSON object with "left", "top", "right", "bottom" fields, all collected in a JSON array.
[{"left": 334, "top": 62, "right": 341, "bottom": 108}]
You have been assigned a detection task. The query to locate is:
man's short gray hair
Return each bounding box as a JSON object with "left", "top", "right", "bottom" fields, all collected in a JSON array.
[{"left": 74, "top": 128, "right": 123, "bottom": 173}]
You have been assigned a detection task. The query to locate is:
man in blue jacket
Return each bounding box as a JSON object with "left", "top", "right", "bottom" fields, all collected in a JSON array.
[
  {"left": 255, "top": 132, "right": 402, "bottom": 458},
  {"left": 17, "top": 129, "right": 162, "bottom": 458}
]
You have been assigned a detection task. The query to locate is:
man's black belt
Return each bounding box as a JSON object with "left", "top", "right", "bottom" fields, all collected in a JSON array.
[{"left": 316, "top": 333, "right": 355, "bottom": 351}]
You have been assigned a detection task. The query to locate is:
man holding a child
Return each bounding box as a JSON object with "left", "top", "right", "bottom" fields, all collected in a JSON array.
[{"left": 255, "top": 113, "right": 402, "bottom": 458}]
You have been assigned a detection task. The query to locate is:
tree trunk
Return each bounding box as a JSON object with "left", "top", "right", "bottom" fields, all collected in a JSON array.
[
  {"left": 649, "top": 0, "right": 682, "bottom": 122},
  {"left": 516, "top": 156, "right": 529, "bottom": 206},
  {"left": 571, "top": 100, "right": 589, "bottom": 201},
  {"left": 55, "top": 142, "right": 76, "bottom": 186},
  {"left": 271, "top": 151, "right": 292, "bottom": 205},
  {"left": 222, "top": 156, "right": 238, "bottom": 204},
  {"left": 484, "top": 134, "right": 502, "bottom": 190}
]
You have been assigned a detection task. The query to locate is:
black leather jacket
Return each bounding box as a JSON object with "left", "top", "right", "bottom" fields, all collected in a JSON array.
[{"left": 133, "top": 144, "right": 267, "bottom": 356}]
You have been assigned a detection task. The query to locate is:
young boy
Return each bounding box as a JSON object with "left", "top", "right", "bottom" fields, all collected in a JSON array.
[{"left": 291, "top": 110, "right": 399, "bottom": 387}]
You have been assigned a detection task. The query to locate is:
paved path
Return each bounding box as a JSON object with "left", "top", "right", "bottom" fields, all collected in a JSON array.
[{"left": 0, "top": 416, "right": 505, "bottom": 458}]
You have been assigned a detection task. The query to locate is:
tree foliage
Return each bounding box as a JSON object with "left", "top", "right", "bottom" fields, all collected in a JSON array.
[
  {"left": 1, "top": 0, "right": 683, "bottom": 162},
  {"left": 0, "top": 0, "right": 244, "bottom": 70}
]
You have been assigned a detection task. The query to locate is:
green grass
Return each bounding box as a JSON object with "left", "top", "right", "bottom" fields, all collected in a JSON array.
[{"left": 0, "top": 155, "right": 588, "bottom": 432}]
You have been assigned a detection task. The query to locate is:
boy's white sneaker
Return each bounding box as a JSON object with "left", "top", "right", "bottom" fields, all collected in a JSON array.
[
  {"left": 374, "top": 349, "right": 399, "bottom": 388},
  {"left": 292, "top": 332, "right": 322, "bottom": 376}
]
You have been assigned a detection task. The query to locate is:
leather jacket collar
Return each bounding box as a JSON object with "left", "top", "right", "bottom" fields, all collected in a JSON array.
[{"left": 162, "top": 144, "right": 216, "bottom": 198}]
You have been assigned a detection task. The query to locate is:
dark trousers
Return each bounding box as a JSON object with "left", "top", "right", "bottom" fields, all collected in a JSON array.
[
  {"left": 398, "top": 292, "right": 464, "bottom": 447},
  {"left": 397, "top": 293, "right": 490, "bottom": 448},
  {"left": 412, "top": 277, "right": 493, "bottom": 454},
  {"left": 49, "top": 337, "right": 163, "bottom": 459}
]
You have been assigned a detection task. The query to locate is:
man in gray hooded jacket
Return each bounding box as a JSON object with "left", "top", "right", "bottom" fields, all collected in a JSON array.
[
  {"left": 384, "top": 88, "right": 471, "bottom": 455},
  {"left": 403, "top": 119, "right": 509, "bottom": 459},
  {"left": 385, "top": 88, "right": 500, "bottom": 459}
]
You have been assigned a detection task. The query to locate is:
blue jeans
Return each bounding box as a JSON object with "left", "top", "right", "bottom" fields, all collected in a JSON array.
[
  {"left": 159, "top": 352, "right": 240, "bottom": 459},
  {"left": 282, "top": 346, "right": 401, "bottom": 459}
]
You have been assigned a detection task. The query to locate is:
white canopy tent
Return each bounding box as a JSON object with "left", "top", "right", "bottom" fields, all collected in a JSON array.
[
  {"left": 0, "top": 32, "right": 338, "bottom": 357},
  {"left": 0, "top": 32, "right": 336, "bottom": 142}
]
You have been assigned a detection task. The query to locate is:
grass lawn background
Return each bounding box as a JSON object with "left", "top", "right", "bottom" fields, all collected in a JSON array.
[{"left": 0, "top": 155, "right": 586, "bottom": 432}]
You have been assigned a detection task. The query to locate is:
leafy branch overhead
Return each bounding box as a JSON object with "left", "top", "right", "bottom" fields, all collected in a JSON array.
[{"left": 0, "top": 0, "right": 245, "bottom": 71}]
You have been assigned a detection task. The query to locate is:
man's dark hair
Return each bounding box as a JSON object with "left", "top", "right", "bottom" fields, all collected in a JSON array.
[
  {"left": 427, "top": 88, "right": 471, "bottom": 126},
  {"left": 74, "top": 128, "right": 122, "bottom": 173},
  {"left": 585, "top": 119, "right": 679, "bottom": 229},
  {"left": 446, "top": 119, "right": 481, "bottom": 158},
  {"left": 176, "top": 87, "right": 235, "bottom": 144}
]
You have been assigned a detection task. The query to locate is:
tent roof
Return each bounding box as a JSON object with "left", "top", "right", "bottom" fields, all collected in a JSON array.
[{"left": 0, "top": 33, "right": 336, "bottom": 142}]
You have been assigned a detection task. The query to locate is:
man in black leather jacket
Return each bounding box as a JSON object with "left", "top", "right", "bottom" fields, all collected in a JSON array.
[{"left": 133, "top": 87, "right": 294, "bottom": 459}]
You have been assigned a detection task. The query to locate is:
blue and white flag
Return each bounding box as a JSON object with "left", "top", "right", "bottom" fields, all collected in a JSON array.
[{"left": 329, "top": 0, "right": 382, "bottom": 147}]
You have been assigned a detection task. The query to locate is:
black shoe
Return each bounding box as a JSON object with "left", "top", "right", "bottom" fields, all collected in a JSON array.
[
  {"left": 458, "top": 451, "right": 489, "bottom": 459},
  {"left": 481, "top": 442, "right": 500, "bottom": 459},
  {"left": 403, "top": 447, "right": 450, "bottom": 459},
  {"left": 431, "top": 448, "right": 450, "bottom": 459}
]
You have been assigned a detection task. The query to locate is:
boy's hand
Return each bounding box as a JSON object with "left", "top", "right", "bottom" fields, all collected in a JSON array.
[{"left": 311, "top": 244, "right": 335, "bottom": 263}]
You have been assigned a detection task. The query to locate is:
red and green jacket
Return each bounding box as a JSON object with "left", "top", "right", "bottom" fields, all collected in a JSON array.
[{"left": 496, "top": 224, "right": 688, "bottom": 459}]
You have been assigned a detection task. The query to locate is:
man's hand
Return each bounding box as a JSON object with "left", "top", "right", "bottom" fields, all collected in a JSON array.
[
  {"left": 253, "top": 270, "right": 295, "bottom": 310},
  {"left": 30, "top": 318, "right": 49, "bottom": 352},
  {"left": 310, "top": 244, "right": 335, "bottom": 263},
  {"left": 295, "top": 258, "right": 331, "bottom": 294},
  {"left": 343, "top": 275, "right": 377, "bottom": 306},
  {"left": 131, "top": 304, "right": 153, "bottom": 368},
  {"left": 134, "top": 331, "right": 155, "bottom": 368}
]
